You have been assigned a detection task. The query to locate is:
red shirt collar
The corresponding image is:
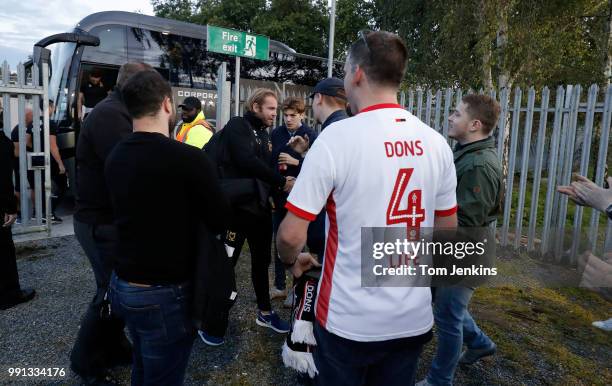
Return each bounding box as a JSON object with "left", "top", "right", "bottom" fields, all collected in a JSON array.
[{"left": 358, "top": 103, "right": 404, "bottom": 114}]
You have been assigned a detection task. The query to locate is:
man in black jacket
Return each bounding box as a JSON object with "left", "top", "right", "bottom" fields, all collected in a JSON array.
[
  {"left": 220, "top": 88, "right": 293, "bottom": 334},
  {"left": 0, "top": 132, "right": 35, "bottom": 310},
  {"left": 71, "top": 62, "right": 152, "bottom": 382}
]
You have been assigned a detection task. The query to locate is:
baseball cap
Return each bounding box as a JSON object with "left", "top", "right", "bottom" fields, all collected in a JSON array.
[
  {"left": 178, "top": 96, "right": 201, "bottom": 110},
  {"left": 310, "top": 78, "right": 346, "bottom": 100}
]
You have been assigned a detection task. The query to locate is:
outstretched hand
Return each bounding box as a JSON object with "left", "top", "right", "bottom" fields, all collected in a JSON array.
[
  {"left": 289, "top": 252, "right": 321, "bottom": 278},
  {"left": 287, "top": 134, "right": 309, "bottom": 155},
  {"left": 558, "top": 175, "right": 612, "bottom": 212}
]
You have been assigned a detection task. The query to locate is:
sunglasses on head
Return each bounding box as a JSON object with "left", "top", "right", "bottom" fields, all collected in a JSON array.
[{"left": 358, "top": 30, "right": 371, "bottom": 53}]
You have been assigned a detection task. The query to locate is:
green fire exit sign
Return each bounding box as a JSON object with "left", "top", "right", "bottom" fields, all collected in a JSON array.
[{"left": 206, "top": 25, "right": 270, "bottom": 61}]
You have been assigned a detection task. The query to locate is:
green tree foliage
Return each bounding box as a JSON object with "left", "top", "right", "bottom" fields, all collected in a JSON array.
[
  {"left": 151, "top": 0, "right": 195, "bottom": 21},
  {"left": 252, "top": 0, "right": 329, "bottom": 57},
  {"left": 151, "top": 0, "right": 610, "bottom": 88},
  {"left": 333, "top": 0, "right": 374, "bottom": 60}
]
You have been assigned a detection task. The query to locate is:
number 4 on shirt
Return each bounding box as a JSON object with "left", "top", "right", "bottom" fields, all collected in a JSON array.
[{"left": 386, "top": 168, "right": 425, "bottom": 239}]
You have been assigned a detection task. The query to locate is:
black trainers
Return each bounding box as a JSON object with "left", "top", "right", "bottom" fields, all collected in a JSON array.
[
  {"left": 51, "top": 214, "right": 63, "bottom": 224},
  {"left": 0, "top": 288, "right": 36, "bottom": 310}
]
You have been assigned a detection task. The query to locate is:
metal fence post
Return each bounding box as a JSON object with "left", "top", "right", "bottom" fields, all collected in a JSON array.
[
  {"left": 527, "top": 87, "right": 550, "bottom": 251},
  {"left": 408, "top": 90, "right": 414, "bottom": 115},
  {"left": 417, "top": 89, "right": 423, "bottom": 121},
  {"left": 42, "top": 62, "right": 51, "bottom": 234},
  {"left": 425, "top": 90, "right": 433, "bottom": 127},
  {"left": 514, "top": 87, "right": 536, "bottom": 249},
  {"left": 570, "top": 84, "right": 598, "bottom": 258},
  {"left": 501, "top": 87, "right": 523, "bottom": 247},
  {"left": 541, "top": 86, "right": 565, "bottom": 255},
  {"left": 433, "top": 89, "right": 442, "bottom": 133},
  {"left": 31, "top": 64, "right": 42, "bottom": 226},
  {"left": 550, "top": 86, "right": 573, "bottom": 253},
  {"left": 442, "top": 88, "right": 452, "bottom": 140},
  {"left": 590, "top": 85, "right": 612, "bottom": 254},
  {"left": 555, "top": 85, "right": 582, "bottom": 262},
  {"left": 17, "top": 63, "right": 29, "bottom": 227},
  {"left": 1, "top": 61, "right": 10, "bottom": 138},
  {"left": 496, "top": 88, "right": 510, "bottom": 160}
]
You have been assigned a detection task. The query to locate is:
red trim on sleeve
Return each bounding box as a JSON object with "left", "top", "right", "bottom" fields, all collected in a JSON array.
[
  {"left": 285, "top": 201, "right": 317, "bottom": 221},
  {"left": 434, "top": 205, "right": 458, "bottom": 217},
  {"left": 358, "top": 103, "right": 405, "bottom": 114},
  {"left": 316, "top": 194, "right": 338, "bottom": 328}
]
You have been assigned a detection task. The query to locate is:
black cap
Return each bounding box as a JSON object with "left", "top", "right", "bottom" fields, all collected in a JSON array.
[
  {"left": 178, "top": 96, "right": 201, "bottom": 110},
  {"left": 310, "top": 77, "right": 346, "bottom": 99}
]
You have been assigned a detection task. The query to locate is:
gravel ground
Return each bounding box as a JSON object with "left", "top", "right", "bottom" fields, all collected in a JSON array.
[
  {"left": 0, "top": 235, "right": 299, "bottom": 386},
  {"left": 1, "top": 235, "right": 610, "bottom": 385}
]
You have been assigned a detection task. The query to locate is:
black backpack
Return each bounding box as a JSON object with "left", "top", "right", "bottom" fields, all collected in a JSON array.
[{"left": 203, "top": 122, "right": 270, "bottom": 216}]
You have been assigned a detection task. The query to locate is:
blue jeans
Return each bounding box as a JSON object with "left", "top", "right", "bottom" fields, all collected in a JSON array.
[
  {"left": 313, "top": 322, "right": 429, "bottom": 386},
  {"left": 109, "top": 274, "right": 195, "bottom": 386},
  {"left": 427, "top": 286, "right": 494, "bottom": 386}
]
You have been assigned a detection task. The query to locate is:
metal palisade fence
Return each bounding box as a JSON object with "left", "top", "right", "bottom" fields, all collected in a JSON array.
[
  {"left": 400, "top": 85, "right": 611, "bottom": 264},
  {"left": 232, "top": 81, "right": 610, "bottom": 264},
  {"left": 0, "top": 61, "right": 51, "bottom": 235}
]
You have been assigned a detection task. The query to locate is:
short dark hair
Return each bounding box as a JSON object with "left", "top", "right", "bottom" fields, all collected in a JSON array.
[
  {"left": 462, "top": 94, "right": 501, "bottom": 135},
  {"left": 116, "top": 62, "right": 153, "bottom": 89},
  {"left": 121, "top": 70, "right": 172, "bottom": 119},
  {"left": 282, "top": 97, "right": 306, "bottom": 114},
  {"left": 347, "top": 31, "right": 408, "bottom": 88}
]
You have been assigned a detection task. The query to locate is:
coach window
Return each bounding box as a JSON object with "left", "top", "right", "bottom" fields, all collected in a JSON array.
[
  {"left": 154, "top": 35, "right": 220, "bottom": 89},
  {"left": 81, "top": 25, "right": 127, "bottom": 65},
  {"left": 128, "top": 28, "right": 166, "bottom": 67}
]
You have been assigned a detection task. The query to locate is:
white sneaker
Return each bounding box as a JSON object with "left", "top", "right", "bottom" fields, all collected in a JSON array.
[
  {"left": 415, "top": 379, "right": 434, "bottom": 386},
  {"left": 270, "top": 287, "right": 287, "bottom": 300},
  {"left": 592, "top": 318, "right": 612, "bottom": 331}
]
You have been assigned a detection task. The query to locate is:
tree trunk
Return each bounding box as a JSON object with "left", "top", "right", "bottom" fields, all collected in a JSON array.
[
  {"left": 496, "top": 0, "right": 512, "bottom": 199},
  {"left": 496, "top": 1, "right": 510, "bottom": 90},
  {"left": 482, "top": 47, "right": 494, "bottom": 91},
  {"left": 479, "top": 0, "right": 494, "bottom": 91}
]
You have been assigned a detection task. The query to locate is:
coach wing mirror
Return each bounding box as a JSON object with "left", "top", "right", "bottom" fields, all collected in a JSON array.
[{"left": 29, "top": 32, "right": 100, "bottom": 86}]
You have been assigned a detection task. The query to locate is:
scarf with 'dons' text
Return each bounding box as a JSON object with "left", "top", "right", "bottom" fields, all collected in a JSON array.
[{"left": 282, "top": 270, "right": 320, "bottom": 378}]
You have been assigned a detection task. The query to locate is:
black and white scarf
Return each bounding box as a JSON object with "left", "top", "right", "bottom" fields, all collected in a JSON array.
[{"left": 282, "top": 271, "right": 319, "bottom": 378}]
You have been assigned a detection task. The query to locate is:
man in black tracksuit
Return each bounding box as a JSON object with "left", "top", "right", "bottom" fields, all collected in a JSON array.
[{"left": 219, "top": 88, "right": 293, "bottom": 334}]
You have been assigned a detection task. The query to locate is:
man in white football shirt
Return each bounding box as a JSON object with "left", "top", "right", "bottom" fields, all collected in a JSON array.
[{"left": 277, "top": 31, "right": 458, "bottom": 385}]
